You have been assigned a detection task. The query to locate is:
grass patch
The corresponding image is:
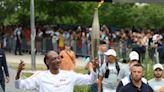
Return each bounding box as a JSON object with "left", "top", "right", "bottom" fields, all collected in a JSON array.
[
  {"left": 74, "top": 67, "right": 88, "bottom": 74},
  {"left": 74, "top": 85, "right": 91, "bottom": 92},
  {"left": 9, "top": 63, "right": 89, "bottom": 73},
  {"left": 9, "top": 63, "right": 47, "bottom": 70},
  {"left": 22, "top": 72, "right": 33, "bottom": 78}
]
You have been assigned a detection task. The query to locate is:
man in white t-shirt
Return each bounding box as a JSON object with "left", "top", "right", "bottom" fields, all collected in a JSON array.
[
  {"left": 15, "top": 51, "right": 97, "bottom": 92},
  {"left": 148, "top": 63, "right": 164, "bottom": 92},
  {"left": 98, "top": 49, "right": 121, "bottom": 92}
]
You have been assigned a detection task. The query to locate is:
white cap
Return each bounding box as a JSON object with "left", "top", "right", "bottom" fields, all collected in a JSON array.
[
  {"left": 104, "top": 49, "right": 116, "bottom": 57},
  {"left": 153, "top": 63, "right": 163, "bottom": 70},
  {"left": 152, "top": 34, "right": 163, "bottom": 42},
  {"left": 129, "top": 51, "right": 139, "bottom": 61}
]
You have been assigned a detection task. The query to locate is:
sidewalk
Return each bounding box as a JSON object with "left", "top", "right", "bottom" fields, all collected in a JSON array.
[
  {"left": 6, "top": 52, "right": 87, "bottom": 68},
  {"left": 6, "top": 67, "right": 37, "bottom": 92}
]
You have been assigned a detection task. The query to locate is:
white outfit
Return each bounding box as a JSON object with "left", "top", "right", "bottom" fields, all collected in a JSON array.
[
  {"left": 148, "top": 78, "right": 164, "bottom": 92},
  {"left": 15, "top": 70, "right": 97, "bottom": 92},
  {"left": 117, "top": 64, "right": 130, "bottom": 80},
  {"left": 99, "top": 62, "right": 121, "bottom": 92}
]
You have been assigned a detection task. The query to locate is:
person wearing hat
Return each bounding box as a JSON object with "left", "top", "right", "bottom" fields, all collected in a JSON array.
[
  {"left": 118, "top": 63, "right": 153, "bottom": 92},
  {"left": 148, "top": 63, "right": 164, "bottom": 92},
  {"left": 98, "top": 49, "right": 121, "bottom": 92},
  {"left": 116, "top": 51, "right": 147, "bottom": 92},
  {"left": 117, "top": 51, "right": 140, "bottom": 81}
]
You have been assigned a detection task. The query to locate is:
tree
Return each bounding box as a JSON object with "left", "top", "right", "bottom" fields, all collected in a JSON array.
[{"left": 0, "top": 0, "right": 164, "bottom": 29}]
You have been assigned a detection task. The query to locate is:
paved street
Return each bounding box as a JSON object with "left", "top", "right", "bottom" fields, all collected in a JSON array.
[
  {"left": 6, "top": 67, "right": 37, "bottom": 92},
  {"left": 5, "top": 52, "right": 87, "bottom": 92}
]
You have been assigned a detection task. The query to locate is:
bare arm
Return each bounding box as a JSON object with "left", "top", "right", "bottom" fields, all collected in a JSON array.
[{"left": 98, "top": 76, "right": 103, "bottom": 92}]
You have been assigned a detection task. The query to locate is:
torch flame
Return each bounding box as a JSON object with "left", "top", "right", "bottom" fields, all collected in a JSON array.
[{"left": 97, "top": 0, "right": 104, "bottom": 8}]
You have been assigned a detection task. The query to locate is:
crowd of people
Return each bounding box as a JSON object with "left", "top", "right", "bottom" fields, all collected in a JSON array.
[
  {"left": 0, "top": 25, "right": 164, "bottom": 92},
  {"left": 14, "top": 48, "right": 164, "bottom": 92},
  {"left": 1, "top": 25, "right": 164, "bottom": 63}
]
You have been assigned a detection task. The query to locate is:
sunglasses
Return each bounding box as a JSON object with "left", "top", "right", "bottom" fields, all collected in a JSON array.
[{"left": 48, "top": 56, "right": 63, "bottom": 62}]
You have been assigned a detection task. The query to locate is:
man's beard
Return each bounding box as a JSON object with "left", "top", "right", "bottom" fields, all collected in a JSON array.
[
  {"left": 155, "top": 74, "right": 162, "bottom": 79},
  {"left": 133, "top": 77, "right": 142, "bottom": 82}
]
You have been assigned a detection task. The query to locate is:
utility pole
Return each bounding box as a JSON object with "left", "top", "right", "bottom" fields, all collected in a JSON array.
[{"left": 30, "top": 0, "right": 36, "bottom": 70}]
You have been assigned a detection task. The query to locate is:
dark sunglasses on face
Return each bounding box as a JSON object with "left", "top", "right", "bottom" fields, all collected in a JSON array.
[{"left": 48, "top": 56, "right": 63, "bottom": 62}]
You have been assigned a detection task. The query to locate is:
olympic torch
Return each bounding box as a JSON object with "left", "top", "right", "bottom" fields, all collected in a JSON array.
[{"left": 91, "top": 8, "right": 100, "bottom": 59}]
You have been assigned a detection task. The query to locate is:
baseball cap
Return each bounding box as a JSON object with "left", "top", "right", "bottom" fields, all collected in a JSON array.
[
  {"left": 129, "top": 51, "right": 139, "bottom": 61},
  {"left": 104, "top": 49, "right": 116, "bottom": 57},
  {"left": 152, "top": 34, "right": 163, "bottom": 42},
  {"left": 153, "top": 63, "right": 163, "bottom": 70}
]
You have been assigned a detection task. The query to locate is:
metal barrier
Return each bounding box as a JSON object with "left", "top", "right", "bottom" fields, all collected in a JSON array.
[{"left": 3, "top": 36, "right": 164, "bottom": 63}]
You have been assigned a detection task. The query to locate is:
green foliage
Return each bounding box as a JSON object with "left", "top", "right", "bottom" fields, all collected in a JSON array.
[
  {"left": 143, "top": 47, "right": 155, "bottom": 80},
  {"left": 22, "top": 72, "right": 33, "bottom": 78},
  {"left": 0, "top": 1, "right": 164, "bottom": 28},
  {"left": 74, "top": 85, "right": 91, "bottom": 92},
  {"left": 74, "top": 67, "right": 89, "bottom": 74}
]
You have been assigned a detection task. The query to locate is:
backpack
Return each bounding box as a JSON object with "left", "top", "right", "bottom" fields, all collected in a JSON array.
[{"left": 104, "top": 61, "right": 120, "bottom": 78}]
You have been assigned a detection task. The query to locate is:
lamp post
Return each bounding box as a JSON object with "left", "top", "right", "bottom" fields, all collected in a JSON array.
[{"left": 30, "top": 0, "right": 36, "bottom": 70}]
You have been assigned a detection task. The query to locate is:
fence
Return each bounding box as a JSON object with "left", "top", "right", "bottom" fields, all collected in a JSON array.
[{"left": 2, "top": 36, "right": 164, "bottom": 64}]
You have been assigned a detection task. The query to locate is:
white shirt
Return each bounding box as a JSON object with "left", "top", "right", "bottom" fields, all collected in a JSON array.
[
  {"left": 15, "top": 70, "right": 97, "bottom": 92},
  {"left": 99, "top": 62, "right": 121, "bottom": 90},
  {"left": 117, "top": 64, "right": 130, "bottom": 80},
  {"left": 148, "top": 78, "right": 164, "bottom": 92}
]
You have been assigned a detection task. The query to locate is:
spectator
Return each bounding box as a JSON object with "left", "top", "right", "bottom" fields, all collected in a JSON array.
[
  {"left": 59, "top": 43, "right": 76, "bottom": 71},
  {"left": 116, "top": 51, "right": 147, "bottom": 92},
  {"left": 148, "top": 63, "right": 164, "bottom": 92},
  {"left": 14, "top": 26, "right": 23, "bottom": 55},
  {"left": 52, "top": 30, "right": 58, "bottom": 52},
  {"left": 81, "top": 31, "right": 88, "bottom": 57},
  {"left": 58, "top": 32, "right": 65, "bottom": 52},
  {"left": 98, "top": 49, "right": 121, "bottom": 92},
  {"left": 36, "top": 28, "right": 43, "bottom": 54},
  {"left": 117, "top": 51, "right": 140, "bottom": 81},
  {"left": 118, "top": 64, "right": 153, "bottom": 92}
]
